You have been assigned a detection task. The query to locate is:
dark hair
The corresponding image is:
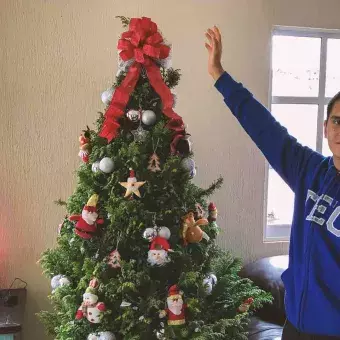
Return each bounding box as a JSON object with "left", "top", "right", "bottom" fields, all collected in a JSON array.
[{"left": 327, "top": 91, "right": 340, "bottom": 120}]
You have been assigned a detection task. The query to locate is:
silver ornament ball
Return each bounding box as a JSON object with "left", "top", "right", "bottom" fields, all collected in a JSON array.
[
  {"left": 158, "top": 226, "right": 171, "bottom": 240},
  {"left": 203, "top": 273, "right": 217, "bottom": 294},
  {"left": 172, "top": 93, "right": 177, "bottom": 108},
  {"left": 190, "top": 167, "right": 197, "bottom": 178},
  {"left": 99, "top": 157, "right": 115, "bottom": 173},
  {"left": 180, "top": 158, "right": 195, "bottom": 172},
  {"left": 92, "top": 161, "right": 100, "bottom": 173},
  {"left": 142, "top": 110, "right": 157, "bottom": 126},
  {"left": 51, "top": 275, "right": 70, "bottom": 292},
  {"left": 126, "top": 110, "right": 141, "bottom": 123},
  {"left": 101, "top": 87, "right": 115, "bottom": 106},
  {"left": 143, "top": 228, "right": 157, "bottom": 241}
]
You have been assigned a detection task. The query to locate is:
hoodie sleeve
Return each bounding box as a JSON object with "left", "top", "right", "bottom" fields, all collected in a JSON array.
[{"left": 215, "top": 72, "right": 323, "bottom": 191}]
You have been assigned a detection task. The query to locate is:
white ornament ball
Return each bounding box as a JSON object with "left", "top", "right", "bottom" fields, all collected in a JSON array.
[
  {"left": 180, "top": 158, "right": 195, "bottom": 172},
  {"left": 143, "top": 228, "right": 157, "bottom": 242},
  {"left": 51, "top": 275, "right": 70, "bottom": 292},
  {"left": 88, "top": 332, "right": 116, "bottom": 340},
  {"left": 92, "top": 161, "right": 100, "bottom": 173},
  {"left": 99, "top": 157, "right": 115, "bottom": 173},
  {"left": 158, "top": 227, "right": 171, "bottom": 240},
  {"left": 101, "top": 87, "right": 115, "bottom": 106},
  {"left": 172, "top": 93, "right": 177, "bottom": 108},
  {"left": 190, "top": 167, "right": 197, "bottom": 178},
  {"left": 118, "top": 54, "right": 134, "bottom": 72},
  {"left": 203, "top": 274, "right": 217, "bottom": 294},
  {"left": 142, "top": 110, "right": 157, "bottom": 126}
]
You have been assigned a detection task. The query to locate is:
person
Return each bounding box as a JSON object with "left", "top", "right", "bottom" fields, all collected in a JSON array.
[{"left": 205, "top": 26, "right": 340, "bottom": 339}]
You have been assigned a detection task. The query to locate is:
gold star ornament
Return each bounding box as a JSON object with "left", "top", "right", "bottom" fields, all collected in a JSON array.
[{"left": 119, "top": 169, "right": 146, "bottom": 198}]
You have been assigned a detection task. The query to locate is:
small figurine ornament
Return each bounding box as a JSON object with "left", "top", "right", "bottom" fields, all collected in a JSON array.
[
  {"left": 79, "top": 134, "right": 91, "bottom": 163},
  {"left": 119, "top": 169, "right": 146, "bottom": 198},
  {"left": 69, "top": 194, "right": 104, "bottom": 239},
  {"left": 208, "top": 202, "right": 218, "bottom": 222},
  {"left": 181, "top": 210, "right": 209, "bottom": 245},
  {"left": 75, "top": 278, "right": 106, "bottom": 323},
  {"left": 159, "top": 285, "right": 187, "bottom": 326}
]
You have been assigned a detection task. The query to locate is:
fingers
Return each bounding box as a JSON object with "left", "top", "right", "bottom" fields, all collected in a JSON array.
[
  {"left": 213, "top": 26, "right": 221, "bottom": 42},
  {"left": 205, "top": 42, "right": 212, "bottom": 52}
]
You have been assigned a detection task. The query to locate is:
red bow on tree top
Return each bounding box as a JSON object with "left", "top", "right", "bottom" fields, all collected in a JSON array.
[{"left": 99, "top": 17, "right": 185, "bottom": 146}]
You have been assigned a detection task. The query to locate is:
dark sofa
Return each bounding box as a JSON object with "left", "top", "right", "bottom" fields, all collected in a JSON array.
[{"left": 239, "top": 255, "right": 289, "bottom": 340}]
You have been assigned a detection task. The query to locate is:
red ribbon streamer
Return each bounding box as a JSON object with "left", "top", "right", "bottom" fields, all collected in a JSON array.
[{"left": 99, "top": 17, "right": 184, "bottom": 148}]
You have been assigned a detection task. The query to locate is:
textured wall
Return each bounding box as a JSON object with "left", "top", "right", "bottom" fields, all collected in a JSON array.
[{"left": 1, "top": 0, "right": 340, "bottom": 338}]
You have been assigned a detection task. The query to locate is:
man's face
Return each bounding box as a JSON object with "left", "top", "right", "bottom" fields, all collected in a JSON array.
[{"left": 324, "top": 101, "right": 340, "bottom": 159}]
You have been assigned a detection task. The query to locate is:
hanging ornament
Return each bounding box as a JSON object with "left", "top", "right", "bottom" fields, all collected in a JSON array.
[
  {"left": 191, "top": 168, "right": 197, "bottom": 178},
  {"left": 126, "top": 109, "right": 141, "bottom": 123},
  {"left": 101, "top": 87, "right": 115, "bottom": 106},
  {"left": 148, "top": 153, "right": 161, "bottom": 172},
  {"left": 203, "top": 274, "right": 217, "bottom": 295},
  {"left": 147, "top": 226, "right": 172, "bottom": 266},
  {"left": 159, "top": 285, "right": 187, "bottom": 326},
  {"left": 172, "top": 93, "right": 177, "bottom": 108},
  {"left": 143, "top": 227, "right": 157, "bottom": 241},
  {"left": 180, "top": 158, "right": 195, "bottom": 173},
  {"left": 148, "top": 138, "right": 161, "bottom": 172},
  {"left": 69, "top": 194, "right": 104, "bottom": 239},
  {"left": 237, "top": 297, "right": 254, "bottom": 313},
  {"left": 208, "top": 202, "right": 218, "bottom": 222},
  {"left": 78, "top": 134, "right": 91, "bottom": 163},
  {"left": 75, "top": 278, "right": 106, "bottom": 324},
  {"left": 107, "top": 249, "right": 121, "bottom": 269},
  {"left": 99, "top": 157, "right": 115, "bottom": 173},
  {"left": 141, "top": 110, "right": 157, "bottom": 126},
  {"left": 181, "top": 211, "right": 209, "bottom": 246},
  {"left": 119, "top": 169, "right": 146, "bottom": 198},
  {"left": 92, "top": 161, "right": 101, "bottom": 173},
  {"left": 117, "top": 53, "right": 134, "bottom": 73},
  {"left": 51, "top": 275, "right": 70, "bottom": 293},
  {"left": 88, "top": 331, "right": 116, "bottom": 340},
  {"left": 131, "top": 125, "right": 149, "bottom": 143}
]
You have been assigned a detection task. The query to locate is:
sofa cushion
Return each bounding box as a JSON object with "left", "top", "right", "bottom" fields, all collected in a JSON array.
[
  {"left": 239, "top": 255, "right": 288, "bottom": 326},
  {"left": 248, "top": 317, "right": 283, "bottom": 340}
]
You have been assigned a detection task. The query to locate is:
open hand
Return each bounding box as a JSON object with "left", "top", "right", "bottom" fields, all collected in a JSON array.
[{"left": 205, "top": 26, "right": 224, "bottom": 81}]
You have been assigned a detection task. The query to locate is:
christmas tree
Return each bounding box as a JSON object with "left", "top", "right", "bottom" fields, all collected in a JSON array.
[{"left": 39, "top": 16, "right": 271, "bottom": 340}]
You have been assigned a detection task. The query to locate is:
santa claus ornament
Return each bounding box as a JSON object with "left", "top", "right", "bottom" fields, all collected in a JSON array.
[
  {"left": 119, "top": 169, "right": 146, "bottom": 198},
  {"left": 69, "top": 194, "right": 104, "bottom": 239},
  {"left": 181, "top": 211, "right": 209, "bottom": 246},
  {"left": 159, "top": 285, "right": 187, "bottom": 326},
  {"left": 78, "top": 134, "right": 91, "bottom": 163},
  {"left": 146, "top": 226, "right": 172, "bottom": 266},
  {"left": 88, "top": 331, "right": 116, "bottom": 340},
  {"left": 75, "top": 278, "right": 106, "bottom": 323}
]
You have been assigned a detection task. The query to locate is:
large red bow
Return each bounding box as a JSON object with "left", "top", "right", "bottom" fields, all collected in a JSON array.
[{"left": 99, "top": 17, "right": 185, "bottom": 146}]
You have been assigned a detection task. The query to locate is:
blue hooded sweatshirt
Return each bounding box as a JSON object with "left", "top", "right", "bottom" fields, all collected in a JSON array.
[{"left": 215, "top": 72, "right": 340, "bottom": 336}]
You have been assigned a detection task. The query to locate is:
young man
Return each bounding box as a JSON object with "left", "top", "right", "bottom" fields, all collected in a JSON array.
[{"left": 205, "top": 26, "right": 340, "bottom": 339}]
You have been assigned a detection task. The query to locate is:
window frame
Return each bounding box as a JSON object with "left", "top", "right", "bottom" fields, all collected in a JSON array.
[{"left": 264, "top": 26, "right": 340, "bottom": 242}]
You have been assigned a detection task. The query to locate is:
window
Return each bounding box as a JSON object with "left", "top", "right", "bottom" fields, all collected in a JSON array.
[{"left": 265, "top": 27, "right": 340, "bottom": 241}]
